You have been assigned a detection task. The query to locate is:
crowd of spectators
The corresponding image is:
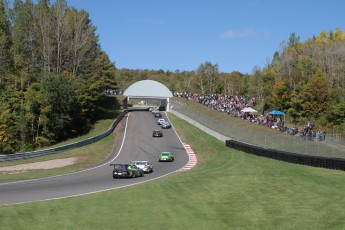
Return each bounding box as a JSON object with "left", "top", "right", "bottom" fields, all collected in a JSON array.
[{"left": 173, "top": 92, "right": 325, "bottom": 141}]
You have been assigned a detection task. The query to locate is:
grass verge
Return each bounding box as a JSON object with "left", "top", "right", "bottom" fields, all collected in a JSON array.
[
  {"left": 0, "top": 118, "right": 117, "bottom": 180},
  {"left": 1, "top": 113, "right": 345, "bottom": 229}
]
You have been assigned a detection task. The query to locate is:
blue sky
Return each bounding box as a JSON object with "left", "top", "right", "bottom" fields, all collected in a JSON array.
[{"left": 67, "top": 0, "right": 345, "bottom": 74}]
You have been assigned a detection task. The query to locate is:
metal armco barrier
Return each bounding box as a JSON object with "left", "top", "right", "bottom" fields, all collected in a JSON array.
[
  {"left": 0, "top": 110, "right": 128, "bottom": 162},
  {"left": 226, "top": 139, "right": 345, "bottom": 171}
]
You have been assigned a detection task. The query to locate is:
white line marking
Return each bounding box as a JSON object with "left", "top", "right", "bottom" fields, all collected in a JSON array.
[{"left": 0, "top": 114, "right": 130, "bottom": 186}]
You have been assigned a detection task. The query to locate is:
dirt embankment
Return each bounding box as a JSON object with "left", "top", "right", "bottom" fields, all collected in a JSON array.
[{"left": 0, "top": 157, "right": 78, "bottom": 174}]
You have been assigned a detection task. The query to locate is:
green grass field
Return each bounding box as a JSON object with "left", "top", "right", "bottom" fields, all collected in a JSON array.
[{"left": 1, "top": 113, "right": 345, "bottom": 229}]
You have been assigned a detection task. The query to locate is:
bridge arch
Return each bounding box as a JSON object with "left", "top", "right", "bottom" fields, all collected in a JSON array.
[{"left": 123, "top": 80, "right": 173, "bottom": 111}]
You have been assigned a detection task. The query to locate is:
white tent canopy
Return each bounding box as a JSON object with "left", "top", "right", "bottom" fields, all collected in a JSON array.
[{"left": 241, "top": 107, "right": 258, "bottom": 113}]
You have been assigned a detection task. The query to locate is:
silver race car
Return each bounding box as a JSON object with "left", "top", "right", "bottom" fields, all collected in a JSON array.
[{"left": 130, "top": 161, "right": 154, "bottom": 173}]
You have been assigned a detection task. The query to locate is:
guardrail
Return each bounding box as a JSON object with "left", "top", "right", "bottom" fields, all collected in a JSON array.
[
  {"left": 0, "top": 110, "right": 128, "bottom": 162},
  {"left": 171, "top": 109, "right": 345, "bottom": 171},
  {"left": 226, "top": 139, "right": 345, "bottom": 171}
]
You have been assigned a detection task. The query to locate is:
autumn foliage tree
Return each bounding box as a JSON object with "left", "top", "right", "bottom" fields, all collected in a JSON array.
[
  {"left": 257, "top": 29, "right": 345, "bottom": 132},
  {"left": 0, "top": 0, "right": 117, "bottom": 153}
]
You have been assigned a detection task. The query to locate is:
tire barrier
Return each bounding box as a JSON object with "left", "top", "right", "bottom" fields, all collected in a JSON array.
[
  {"left": 226, "top": 139, "right": 345, "bottom": 171},
  {"left": 0, "top": 110, "right": 128, "bottom": 162}
]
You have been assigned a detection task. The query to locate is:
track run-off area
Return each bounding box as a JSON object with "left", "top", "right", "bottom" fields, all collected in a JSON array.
[{"left": 0, "top": 111, "right": 197, "bottom": 206}]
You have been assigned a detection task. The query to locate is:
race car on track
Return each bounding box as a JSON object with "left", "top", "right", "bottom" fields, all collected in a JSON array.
[
  {"left": 130, "top": 161, "right": 153, "bottom": 173},
  {"left": 110, "top": 164, "right": 144, "bottom": 178},
  {"left": 153, "top": 130, "right": 163, "bottom": 137},
  {"left": 157, "top": 118, "right": 165, "bottom": 125},
  {"left": 154, "top": 112, "right": 162, "bottom": 117},
  {"left": 161, "top": 121, "right": 171, "bottom": 129},
  {"left": 158, "top": 152, "right": 174, "bottom": 162},
  {"left": 151, "top": 109, "right": 160, "bottom": 115}
]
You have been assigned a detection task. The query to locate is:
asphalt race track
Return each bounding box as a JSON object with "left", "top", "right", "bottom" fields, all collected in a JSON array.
[{"left": 0, "top": 111, "right": 189, "bottom": 206}]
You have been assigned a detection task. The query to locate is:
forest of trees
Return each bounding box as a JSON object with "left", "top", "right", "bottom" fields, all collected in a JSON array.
[
  {"left": 249, "top": 30, "right": 345, "bottom": 132},
  {"left": 0, "top": 0, "right": 117, "bottom": 154},
  {"left": 260, "top": 31, "right": 345, "bottom": 130},
  {"left": 1, "top": 0, "right": 344, "bottom": 154},
  {"left": 114, "top": 30, "right": 345, "bottom": 134}
]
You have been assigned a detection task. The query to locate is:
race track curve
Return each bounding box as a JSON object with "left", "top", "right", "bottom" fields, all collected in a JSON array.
[{"left": 0, "top": 111, "right": 189, "bottom": 206}]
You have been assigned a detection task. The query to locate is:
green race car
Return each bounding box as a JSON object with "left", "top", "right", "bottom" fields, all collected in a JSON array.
[{"left": 158, "top": 152, "right": 174, "bottom": 162}]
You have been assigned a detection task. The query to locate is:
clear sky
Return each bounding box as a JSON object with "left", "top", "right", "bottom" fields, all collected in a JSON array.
[{"left": 66, "top": 0, "right": 345, "bottom": 74}]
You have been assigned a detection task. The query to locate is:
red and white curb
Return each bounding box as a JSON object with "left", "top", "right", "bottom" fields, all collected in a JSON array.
[{"left": 180, "top": 144, "right": 197, "bottom": 171}]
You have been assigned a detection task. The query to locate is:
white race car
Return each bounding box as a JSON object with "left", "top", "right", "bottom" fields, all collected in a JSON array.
[
  {"left": 157, "top": 118, "right": 165, "bottom": 125},
  {"left": 161, "top": 121, "right": 171, "bottom": 129},
  {"left": 130, "top": 161, "right": 153, "bottom": 173}
]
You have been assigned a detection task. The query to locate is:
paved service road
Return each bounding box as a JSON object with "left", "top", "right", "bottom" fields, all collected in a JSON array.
[{"left": 0, "top": 111, "right": 189, "bottom": 206}]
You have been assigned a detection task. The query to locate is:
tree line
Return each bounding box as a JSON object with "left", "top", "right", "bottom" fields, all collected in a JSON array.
[
  {"left": 115, "top": 29, "right": 345, "bottom": 134},
  {"left": 251, "top": 29, "right": 345, "bottom": 132},
  {"left": 0, "top": 0, "right": 117, "bottom": 154}
]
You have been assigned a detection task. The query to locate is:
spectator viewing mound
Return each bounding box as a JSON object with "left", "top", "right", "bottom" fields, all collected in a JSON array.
[{"left": 171, "top": 93, "right": 345, "bottom": 159}]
